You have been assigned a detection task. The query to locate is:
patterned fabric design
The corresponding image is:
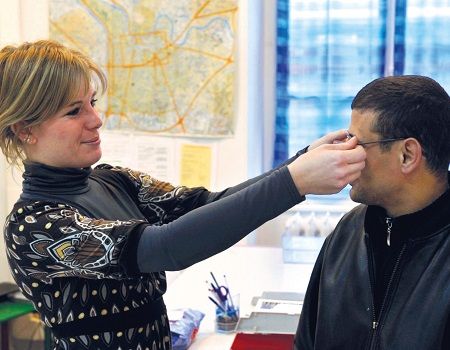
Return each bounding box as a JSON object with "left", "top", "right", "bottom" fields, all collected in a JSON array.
[
  {"left": 3, "top": 164, "right": 209, "bottom": 349},
  {"left": 6, "top": 203, "right": 141, "bottom": 282},
  {"left": 4, "top": 201, "right": 171, "bottom": 349},
  {"left": 107, "top": 165, "right": 207, "bottom": 225},
  {"left": 121, "top": 168, "right": 185, "bottom": 223}
]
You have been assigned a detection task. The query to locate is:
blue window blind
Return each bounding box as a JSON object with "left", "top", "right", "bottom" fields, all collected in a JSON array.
[
  {"left": 275, "top": 0, "right": 450, "bottom": 200},
  {"left": 401, "top": 0, "right": 450, "bottom": 90},
  {"left": 274, "top": 0, "right": 291, "bottom": 164}
]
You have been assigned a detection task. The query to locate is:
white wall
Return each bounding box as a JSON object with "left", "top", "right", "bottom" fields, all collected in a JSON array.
[
  {"left": 0, "top": 0, "right": 24, "bottom": 283},
  {"left": 0, "top": 0, "right": 253, "bottom": 282},
  {"left": 246, "top": 0, "right": 282, "bottom": 246}
]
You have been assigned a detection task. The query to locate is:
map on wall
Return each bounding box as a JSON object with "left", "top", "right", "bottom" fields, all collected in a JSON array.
[{"left": 49, "top": 0, "right": 237, "bottom": 136}]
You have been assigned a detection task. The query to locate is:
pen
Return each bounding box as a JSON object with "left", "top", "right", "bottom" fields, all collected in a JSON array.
[
  {"left": 208, "top": 296, "right": 226, "bottom": 312},
  {"left": 210, "top": 272, "right": 220, "bottom": 289},
  {"left": 223, "top": 274, "right": 235, "bottom": 310}
]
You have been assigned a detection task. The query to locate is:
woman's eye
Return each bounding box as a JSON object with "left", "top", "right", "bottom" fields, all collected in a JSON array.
[
  {"left": 66, "top": 107, "right": 80, "bottom": 116},
  {"left": 91, "top": 98, "right": 98, "bottom": 107}
]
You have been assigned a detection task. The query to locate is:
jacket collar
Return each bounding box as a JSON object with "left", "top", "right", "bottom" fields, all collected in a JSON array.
[{"left": 365, "top": 172, "right": 450, "bottom": 247}]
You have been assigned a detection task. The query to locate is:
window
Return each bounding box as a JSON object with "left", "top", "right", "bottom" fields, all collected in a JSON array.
[
  {"left": 402, "top": 0, "right": 450, "bottom": 86},
  {"left": 275, "top": 0, "right": 450, "bottom": 202}
]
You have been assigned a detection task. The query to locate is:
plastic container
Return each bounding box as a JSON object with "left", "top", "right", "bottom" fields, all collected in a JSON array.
[
  {"left": 215, "top": 294, "right": 240, "bottom": 333},
  {"left": 282, "top": 234, "right": 325, "bottom": 264},
  {"left": 169, "top": 309, "right": 205, "bottom": 350}
]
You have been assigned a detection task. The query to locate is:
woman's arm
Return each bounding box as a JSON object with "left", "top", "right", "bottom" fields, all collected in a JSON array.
[{"left": 134, "top": 166, "right": 302, "bottom": 272}]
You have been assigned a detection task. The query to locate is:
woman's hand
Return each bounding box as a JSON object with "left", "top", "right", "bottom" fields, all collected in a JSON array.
[
  {"left": 308, "top": 129, "right": 349, "bottom": 151},
  {"left": 288, "top": 136, "right": 366, "bottom": 195}
]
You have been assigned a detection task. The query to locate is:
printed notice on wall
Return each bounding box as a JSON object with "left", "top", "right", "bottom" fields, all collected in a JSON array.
[
  {"left": 180, "top": 144, "right": 212, "bottom": 188},
  {"left": 98, "top": 131, "right": 176, "bottom": 184}
]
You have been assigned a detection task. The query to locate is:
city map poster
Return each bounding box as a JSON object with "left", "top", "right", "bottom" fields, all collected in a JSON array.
[{"left": 49, "top": 0, "right": 237, "bottom": 137}]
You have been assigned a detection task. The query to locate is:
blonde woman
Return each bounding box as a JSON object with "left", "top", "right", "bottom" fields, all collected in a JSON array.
[{"left": 0, "top": 40, "right": 365, "bottom": 349}]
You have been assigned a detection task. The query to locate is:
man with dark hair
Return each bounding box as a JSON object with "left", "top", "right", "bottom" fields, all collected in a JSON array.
[{"left": 294, "top": 75, "right": 450, "bottom": 350}]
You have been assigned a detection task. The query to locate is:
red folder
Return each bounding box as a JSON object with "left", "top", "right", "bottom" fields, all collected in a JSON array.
[{"left": 230, "top": 333, "right": 295, "bottom": 350}]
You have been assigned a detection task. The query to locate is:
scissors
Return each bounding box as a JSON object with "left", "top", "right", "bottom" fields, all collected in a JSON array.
[
  {"left": 210, "top": 272, "right": 236, "bottom": 312},
  {"left": 210, "top": 283, "right": 229, "bottom": 304}
]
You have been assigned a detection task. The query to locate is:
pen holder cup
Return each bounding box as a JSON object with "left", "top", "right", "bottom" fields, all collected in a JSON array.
[{"left": 215, "top": 294, "right": 239, "bottom": 333}]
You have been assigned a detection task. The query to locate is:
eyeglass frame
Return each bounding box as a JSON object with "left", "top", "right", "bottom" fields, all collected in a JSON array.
[{"left": 346, "top": 131, "right": 407, "bottom": 147}]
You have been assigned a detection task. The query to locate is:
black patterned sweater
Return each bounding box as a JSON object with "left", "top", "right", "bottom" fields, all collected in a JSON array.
[{"left": 4, "top": 160, "right": 303, "bottom": 350}]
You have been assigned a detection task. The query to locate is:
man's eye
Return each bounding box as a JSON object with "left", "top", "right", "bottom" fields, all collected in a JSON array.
[{"left": 66, "top": 108, "right": 80, "bottom": 116}]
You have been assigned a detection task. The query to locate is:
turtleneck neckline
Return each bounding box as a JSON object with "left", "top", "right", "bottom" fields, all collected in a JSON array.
[
  {"left": 22, "top": 162, "right": 92, "bottom": 196},
  {"left": 366, "top": 184, "right": 450, "bottom": 247}
]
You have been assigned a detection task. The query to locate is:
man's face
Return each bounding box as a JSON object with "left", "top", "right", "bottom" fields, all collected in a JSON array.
[{"left": 348, "top": 109, "right": 404, "bottom": 207}]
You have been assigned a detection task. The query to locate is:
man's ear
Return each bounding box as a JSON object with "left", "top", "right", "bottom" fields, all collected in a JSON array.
[{"left": 399, "top": 138, "right": 422, "bottom": 174}]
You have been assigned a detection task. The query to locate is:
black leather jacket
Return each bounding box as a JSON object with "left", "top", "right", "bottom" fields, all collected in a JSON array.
[{"left": 294, "top": 197, "right": 450, "bottom": 350}]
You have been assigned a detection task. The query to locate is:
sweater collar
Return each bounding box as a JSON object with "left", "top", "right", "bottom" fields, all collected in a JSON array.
[
  {"left": 365, "top": 174, "right": 450, "bottom": 247},
  {"left": 22, "top": 162, "right": 92, "bottom": 196}
]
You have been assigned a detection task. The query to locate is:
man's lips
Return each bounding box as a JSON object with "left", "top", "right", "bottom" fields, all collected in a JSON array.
[{"left": 82, "top": 137, "right": 100, "bottom": 144}]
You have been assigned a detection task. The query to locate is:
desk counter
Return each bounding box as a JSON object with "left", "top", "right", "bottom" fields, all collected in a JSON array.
[{"left": 164, "top": 246, "right": 314, "bottom": 350}]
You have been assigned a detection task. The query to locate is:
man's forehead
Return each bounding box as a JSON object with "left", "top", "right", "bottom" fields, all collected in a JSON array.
[{"left": 349, "top": 109, "right": 378, "bottom": 132}]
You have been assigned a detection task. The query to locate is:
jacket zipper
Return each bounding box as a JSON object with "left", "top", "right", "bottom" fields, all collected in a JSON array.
[
  {"left": 367, "top": 243, "right": 407, "bottom": 350},
  {"left": 386, "top": 217, "right": 392, "bottom": 246},
  {"left": 365, "top": 236, "right": 377, "bottom": 335}
]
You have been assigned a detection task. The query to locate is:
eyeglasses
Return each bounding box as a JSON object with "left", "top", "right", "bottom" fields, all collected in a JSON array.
[{"left": 346, "top": 131, "right": 407, "bottom": 147}]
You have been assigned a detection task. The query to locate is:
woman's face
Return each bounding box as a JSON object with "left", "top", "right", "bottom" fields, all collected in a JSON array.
[{"left": 25, "top": 87, "right": 103, "bottom": 168}]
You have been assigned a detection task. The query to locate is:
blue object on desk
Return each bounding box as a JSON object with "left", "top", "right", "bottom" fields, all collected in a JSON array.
[{"left": 170, "top": 309, "right": 204, "bottom": 350}]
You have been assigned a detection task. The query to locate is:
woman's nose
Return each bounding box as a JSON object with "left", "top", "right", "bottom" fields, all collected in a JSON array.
[{"left": 86, "top": 108, "right": 103, "bottom": 129}]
